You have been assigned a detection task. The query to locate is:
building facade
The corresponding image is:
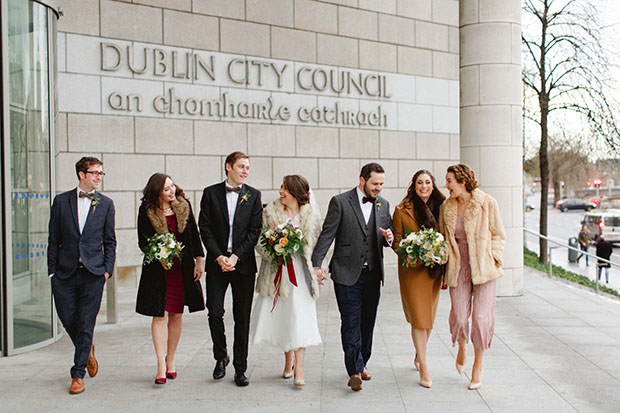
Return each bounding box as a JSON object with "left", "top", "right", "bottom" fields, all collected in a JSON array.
[{"left": 0, "top": 0, "right": 523, "bottom": 355}]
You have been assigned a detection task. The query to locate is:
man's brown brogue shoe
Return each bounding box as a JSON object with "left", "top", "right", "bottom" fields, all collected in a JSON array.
[
  {"left": 87, "top": 344, "right": 98, "bottom": 377},
  {"left": 69, "top": 378, "right": 85, "bottom": 394},
  {"left": 347, "top": 373, "right": 363, "bottom": 391}
]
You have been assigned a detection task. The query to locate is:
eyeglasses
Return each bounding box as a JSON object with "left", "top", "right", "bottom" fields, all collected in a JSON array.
[{"left": 84, "top": 171, "right": 106, "bottom": 177}]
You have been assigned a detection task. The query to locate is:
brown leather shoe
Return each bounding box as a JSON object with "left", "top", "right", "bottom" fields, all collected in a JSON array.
[
  {"left": 69, "top": 378, "right": 85, "bottom": 394},
  {"left": 361, "top": 369, "right": 372, "bottom": 381},
  {"left": 347, "top": 373, "right": 362, "bottom": 391},
  {"left": 87, "top": 344, "right": 98, "bottom": 377}
]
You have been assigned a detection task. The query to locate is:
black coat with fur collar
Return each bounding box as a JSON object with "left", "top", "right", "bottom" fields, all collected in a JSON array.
[{"left": 135, "top": 197, "right": 205, "bottom": 316}]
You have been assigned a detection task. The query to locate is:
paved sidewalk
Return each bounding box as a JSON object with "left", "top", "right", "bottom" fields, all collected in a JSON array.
[{"left": 2, "top": 261, "right": 620, "bottom": 412}]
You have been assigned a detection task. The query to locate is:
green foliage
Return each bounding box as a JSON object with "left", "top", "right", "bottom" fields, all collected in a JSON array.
[{"left": 523, "top": 247, "right": 619, "bottom": 297}]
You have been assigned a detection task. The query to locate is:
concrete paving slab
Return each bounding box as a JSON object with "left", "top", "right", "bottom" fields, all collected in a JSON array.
[{"left": 2, "top": 265, "right": 620, "bottom": 412}]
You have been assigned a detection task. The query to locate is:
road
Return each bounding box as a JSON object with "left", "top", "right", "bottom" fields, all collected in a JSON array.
[{"left": 524, "top": 192, "right": 619, "bottom": 291}]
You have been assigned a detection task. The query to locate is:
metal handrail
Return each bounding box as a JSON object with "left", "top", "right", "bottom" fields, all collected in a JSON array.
[{"left": 523, "top": 228, "right": 617, "bottom": 294}]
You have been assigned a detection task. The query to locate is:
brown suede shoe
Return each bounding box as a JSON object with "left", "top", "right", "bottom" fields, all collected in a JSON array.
[
  {"left": 87, "top": 344, "right": 98, "bottom": 377},
  {"left": 361, "top": 369, "right": 372, "bottom": 381},
  {"left": 69, "top": 378, "right": 85, "bottom": 394},
  {"left": 347, "top": 373, "right": 362, "bottom": 391}
]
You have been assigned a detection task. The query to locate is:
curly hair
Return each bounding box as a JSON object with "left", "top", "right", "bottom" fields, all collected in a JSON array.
[{"left": 446, "top": 164, "right": 480, "bottom": 193}]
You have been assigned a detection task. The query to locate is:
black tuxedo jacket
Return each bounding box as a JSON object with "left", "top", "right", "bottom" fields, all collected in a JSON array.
[
  {"left": 47, "top": 188, "right": 116, "bottom": 279},
  {"left": 198, "top": 182, "right": 262, "bottom": 275}
]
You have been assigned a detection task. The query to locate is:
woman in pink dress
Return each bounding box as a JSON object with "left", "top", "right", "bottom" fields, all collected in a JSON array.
[
  {"left": 439, "top": 164, "right": 505, "bottom": 390},
  {"left": 136, "top": 173, "right": 205, "bottom": 384}
]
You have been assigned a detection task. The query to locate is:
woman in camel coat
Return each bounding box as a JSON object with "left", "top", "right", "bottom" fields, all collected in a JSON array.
[{"left": 392, "top": 169, "right": 445, "bottom": 388}]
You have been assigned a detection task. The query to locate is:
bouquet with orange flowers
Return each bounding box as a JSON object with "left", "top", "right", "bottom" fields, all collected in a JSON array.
[
  {"left": 260, "top": 222, "right": 307, "bottom": 263},
  {"left": 259, "top": 222, "right": 307, "bottom": 310}
]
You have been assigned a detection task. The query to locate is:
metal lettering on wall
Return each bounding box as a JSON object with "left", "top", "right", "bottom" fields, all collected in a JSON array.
[{"left": 101, "top": 42, "right": 390, "bottom": 127}]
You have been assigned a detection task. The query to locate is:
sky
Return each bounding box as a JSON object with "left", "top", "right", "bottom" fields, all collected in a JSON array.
[{"left": 522, "top": 0, "right": 620, "bottom": 160}]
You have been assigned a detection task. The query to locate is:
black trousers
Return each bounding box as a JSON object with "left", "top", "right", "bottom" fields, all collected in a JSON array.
[
  {"left": 51, "top": 266, "right": 105, "bottom": 379},
  {"left": 333, "top": 268, "right": 381, "bottom": 377},
  {"left": 205, "top": 266, "right": 255, "bottom": 373}
]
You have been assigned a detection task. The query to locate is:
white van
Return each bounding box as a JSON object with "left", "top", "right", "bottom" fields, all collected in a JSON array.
[{"left": 582, "top": 210, "right": 620, "bottom": 244}]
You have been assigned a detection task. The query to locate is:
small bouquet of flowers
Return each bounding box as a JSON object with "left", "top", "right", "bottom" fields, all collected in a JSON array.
[
  {"left": 396, "top": 227, "right": 448, "bottom": 269},
  {"left": 142, "top": 232, "right": 184, "bottom": 270},
  {"left": 259, "top": 222, "right": 308, "bottom": 310}
]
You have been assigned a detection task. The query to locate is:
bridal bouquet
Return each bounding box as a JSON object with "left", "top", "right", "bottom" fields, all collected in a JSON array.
[
  {"left": 396, "top": 227, "right": 448, "bottom": 269},
  {"left": 142, "top": 232, "right": 184, "bottom": 270},
  {"left": 260, "top": 222, "right": 307, "bottom": 263},
  {"left": 260, "top": 222, "right": 308, "bottom": 310}
]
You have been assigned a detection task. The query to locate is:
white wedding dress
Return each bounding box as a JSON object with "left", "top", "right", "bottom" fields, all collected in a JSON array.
[{"left": 251, "top": 215, "right": 322, "bottom": 351}]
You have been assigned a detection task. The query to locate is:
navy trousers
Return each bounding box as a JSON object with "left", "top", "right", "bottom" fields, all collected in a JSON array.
[
  {"left": 333, "top": 268, "right": 381, "bottom": 377},
  {"left": 51, "top": 266, "right": 105, "bottom": 379}
]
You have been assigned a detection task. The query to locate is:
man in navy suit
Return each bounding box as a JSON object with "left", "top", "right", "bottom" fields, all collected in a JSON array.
[
  {"left": 48, "top": 156, "right": 116, "bottom": 394},
  {"left": 199, "top": 151, "right": 262, "bottom": 387},
  {"left": 312, "top": 163, "right": 393, "bottom": 391}
]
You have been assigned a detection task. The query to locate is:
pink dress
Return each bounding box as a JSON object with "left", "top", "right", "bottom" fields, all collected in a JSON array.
[
  {"left": 165, "top": 215, "right": 185, "bottom": 314},
  {"left": 448, "top": 215, "right": 496, "bottom": 350}
]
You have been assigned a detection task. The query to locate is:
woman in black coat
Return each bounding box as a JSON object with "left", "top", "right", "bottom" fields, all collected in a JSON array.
[{"left": 136, "top": 173, "right": 205, "bottom": 384}]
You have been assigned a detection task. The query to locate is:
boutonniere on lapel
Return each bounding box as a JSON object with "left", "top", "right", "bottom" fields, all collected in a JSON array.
[
  {"left": 91, "top": 197, "right": 100, "bottom": 213},
  {"left": 238, "top": 190, "right": 251, "bottom": 206},
  {"left": 376, "top": 198, "right": 382, "bottom": 214}
]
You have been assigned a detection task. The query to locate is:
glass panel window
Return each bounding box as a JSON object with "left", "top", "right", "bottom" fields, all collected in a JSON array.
[{"left": 8, "top": 0, "right": 53, "bottom": 349}]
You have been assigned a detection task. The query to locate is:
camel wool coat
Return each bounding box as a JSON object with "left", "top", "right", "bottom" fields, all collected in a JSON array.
[{"left": 439, "top": 188, "right": 505, "bottom": 287}]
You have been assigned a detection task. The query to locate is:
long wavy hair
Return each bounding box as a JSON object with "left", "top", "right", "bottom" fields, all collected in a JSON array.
[
  {"left": 141, "top": 173, "right": 187, "bottom": 211},
  {"left": 404, "top": 170, "right": 445, "bottom": 231}
]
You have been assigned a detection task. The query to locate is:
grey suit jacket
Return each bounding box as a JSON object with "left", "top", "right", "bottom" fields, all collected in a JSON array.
[{"left": 311, "top": 188, "right": 393, "bottom": 286}]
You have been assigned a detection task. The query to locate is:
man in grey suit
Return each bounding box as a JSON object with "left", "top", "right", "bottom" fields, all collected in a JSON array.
[
  {"left": 48, "top": 157, "right": 116, "bottom": 394},
  {"left": 312, "top": 163, "right": 394, "bottom": 391}
]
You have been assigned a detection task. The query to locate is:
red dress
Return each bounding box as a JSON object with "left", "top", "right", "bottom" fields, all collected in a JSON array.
[{"left": 165, "top": 215, "right": 185, "bottom": 314}]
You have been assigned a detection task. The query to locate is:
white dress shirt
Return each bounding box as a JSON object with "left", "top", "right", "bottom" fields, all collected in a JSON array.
[
  {"left": 77, "top": 187, "right": 94, "bottom": 234},
  {"left": 356, "top": 187, "right": 373, "bottom": 225},
  {"left": 225, "top": 181, "right": 241, "bottom": 253}
]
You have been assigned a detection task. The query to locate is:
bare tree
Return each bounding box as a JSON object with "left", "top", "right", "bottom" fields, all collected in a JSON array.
[{"left": 522, "top": 0, "right": 620, "bottom": 263}]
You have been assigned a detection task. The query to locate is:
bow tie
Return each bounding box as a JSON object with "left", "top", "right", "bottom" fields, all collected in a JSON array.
[
  {"left": 79, "top": 191, "right": 95, "bottom": 200},
  {"left": 226, "top": 186, "right": 241, "bottom": 193},
  {"left": 362, "top": 196, "right": 375, "bottom": 204}
]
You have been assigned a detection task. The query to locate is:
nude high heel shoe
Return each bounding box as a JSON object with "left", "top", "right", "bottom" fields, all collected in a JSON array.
[
  {"left": 414, "top": 354, "right": 420, "bottom": 371},
  {"left": 456, "top": 361, "right": 466, "bottom": 375},
  {"left": 468, "top": 369, "right": 483, "bottom": 390}
]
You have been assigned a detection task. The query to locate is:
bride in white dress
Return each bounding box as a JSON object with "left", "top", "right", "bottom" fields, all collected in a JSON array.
[{"left": 251, "top": 175, "right": 327, "bottom": 386}]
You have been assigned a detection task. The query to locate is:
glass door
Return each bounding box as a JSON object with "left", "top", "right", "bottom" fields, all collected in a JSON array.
[{"left": 2, "top": 0, "right": 59, "bottom": 354}]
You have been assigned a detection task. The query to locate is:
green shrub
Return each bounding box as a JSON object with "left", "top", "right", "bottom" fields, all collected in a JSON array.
[{"left": 523, "top": 247, "right": 619, "bottom": 297}]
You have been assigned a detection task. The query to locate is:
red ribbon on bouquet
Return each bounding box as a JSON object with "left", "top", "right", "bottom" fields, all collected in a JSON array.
[{"left": 271, "top": 256, "right": 298, "bottom": 312}]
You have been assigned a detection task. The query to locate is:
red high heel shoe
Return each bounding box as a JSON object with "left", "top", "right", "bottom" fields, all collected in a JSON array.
[
  {"left": 154, "top": 377, "right": 166, "bottom": 384},
  {"left": 166, "top": 367, "right": 177, "bottom": 380}
]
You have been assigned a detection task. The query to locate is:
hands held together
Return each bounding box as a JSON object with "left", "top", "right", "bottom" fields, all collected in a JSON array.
[{"left": 217, "top": 254, "right": 238, "bottom": 273}]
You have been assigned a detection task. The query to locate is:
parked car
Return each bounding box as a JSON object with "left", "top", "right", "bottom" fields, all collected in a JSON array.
[
  {"left": 556, "top": 198, "right": 596, "bottom": 212},
  {"left": 588, "top": 196, "right": 601, "bottom": 208},
  {"left": 582, "top": 210, "right": 620, "bottom": 244}
]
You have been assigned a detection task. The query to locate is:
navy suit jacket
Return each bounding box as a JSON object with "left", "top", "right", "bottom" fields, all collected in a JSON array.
[{"left": 47, "top": 188, "right": 116, "bottom": 279}]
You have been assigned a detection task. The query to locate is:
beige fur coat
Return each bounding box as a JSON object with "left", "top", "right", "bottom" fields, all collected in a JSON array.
[
  {"left": 439, "top": 188, "right": 505, "bottom": 287},
  {"left": 255, "top": 200, "right": 329, "bottom": 299}
]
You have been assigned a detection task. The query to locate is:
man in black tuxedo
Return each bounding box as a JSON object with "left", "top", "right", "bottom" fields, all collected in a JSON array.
[
  {"left": 199, "top": 151, "right": 262, "bottom": 386},
  {"left": 312, "top": 163, "right": 393, "bottom": 391},
  {"left": 47, "top": 157, "right": 116, "bottom": 394}
]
